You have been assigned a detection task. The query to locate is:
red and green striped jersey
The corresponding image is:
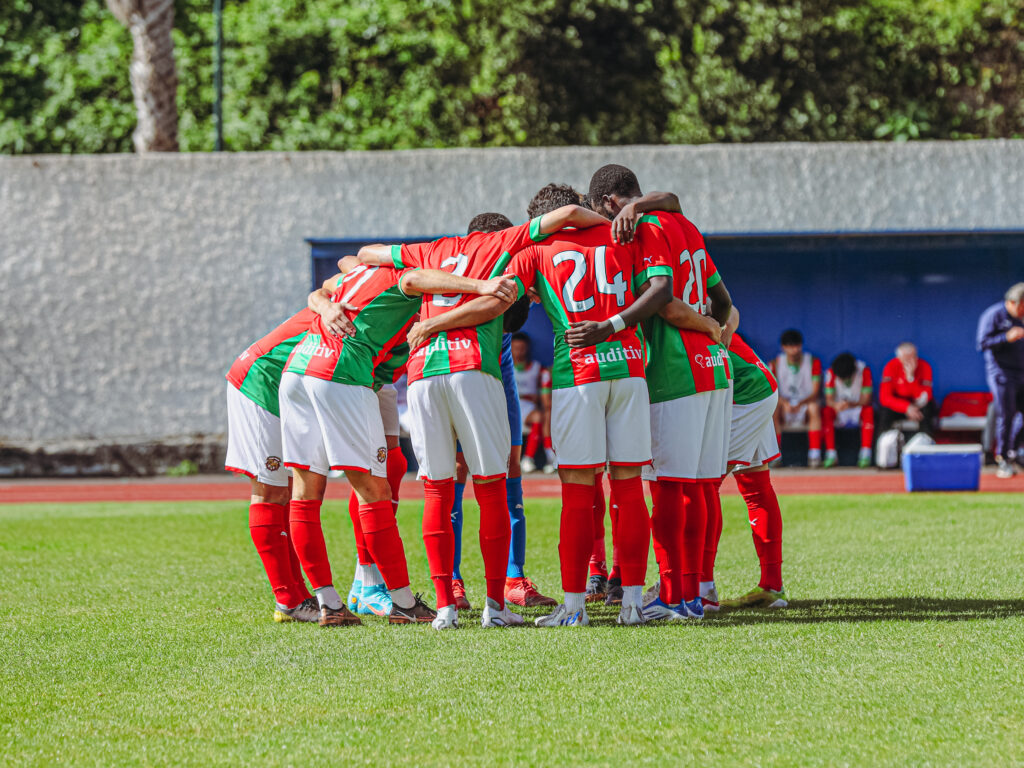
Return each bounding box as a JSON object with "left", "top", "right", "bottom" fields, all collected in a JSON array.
[
  {"left": 373, "top": 341, "right": 409, "bottom": 391},
  {"left": 389, "top": 218, "right": 547, "bottom": 383},
  {"left": 639, "top": 212, "right": 732, "bottom": 403},
  {"left": 283, "top": 265, "right": 420, "bottom": 387},
  {"left": 729, "top": 332, "right": 778, "bottom": 405},
  {"left": 226, "top": 309, "right": 315, "bottom": 417},
  {"left": 504, "top": 223, "right": 673, "bottom": 389}
]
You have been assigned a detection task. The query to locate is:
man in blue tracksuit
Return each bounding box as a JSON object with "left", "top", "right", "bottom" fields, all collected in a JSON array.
[{"left": 976, "top": 283, "right": 1024, "bottom": 478}]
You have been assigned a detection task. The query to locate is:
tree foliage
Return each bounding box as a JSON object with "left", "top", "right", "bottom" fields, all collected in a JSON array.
[{"left": 1, "top": 0, "right": 1021, "bottom": 153}]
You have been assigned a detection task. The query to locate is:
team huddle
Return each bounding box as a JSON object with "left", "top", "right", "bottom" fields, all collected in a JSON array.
[{"left": 224, "top": 164, "right": 787, "bottom": 629}]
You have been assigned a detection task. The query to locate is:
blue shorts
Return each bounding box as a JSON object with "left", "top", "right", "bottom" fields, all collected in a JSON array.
[{"left": 501, "top": 334, "right": 522, "bottom": 446}]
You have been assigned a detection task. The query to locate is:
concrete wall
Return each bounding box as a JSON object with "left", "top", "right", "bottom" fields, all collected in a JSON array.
[{"left": 1, "top": 142, "right": 1022, "bottom": 468}]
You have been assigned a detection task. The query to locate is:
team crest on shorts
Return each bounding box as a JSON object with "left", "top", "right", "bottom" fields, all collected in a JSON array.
[
  {"left": 377, "top": 447, "right": 387, "bottom": 464},
  {"left": 265, "top": 456, "right": 282, "bottom": 471}
]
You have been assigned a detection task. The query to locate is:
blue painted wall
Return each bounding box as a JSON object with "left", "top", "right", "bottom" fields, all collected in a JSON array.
[{"left": 310, "top": 232, "right": 1024, "bottom": 403}]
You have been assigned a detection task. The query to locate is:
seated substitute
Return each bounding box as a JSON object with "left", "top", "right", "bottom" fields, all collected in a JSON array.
[
  {"left": 771, "top": 329, "right": 824, "bottom": 467},
  {"left": 823, "top": 352, "right": 875, "bottom": 468},
  {"left": 878, "top": 342, "right": 936, "bottom": 436}
]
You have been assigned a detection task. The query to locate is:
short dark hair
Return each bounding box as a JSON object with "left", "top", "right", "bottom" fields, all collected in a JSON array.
[
  {"left": 511, "top": 331, "right": 531, "bottom": 344},
  {"left": 780, "top": 328, "right": 803, "bottom": 346},
  {"left": 527, "top": 183, "right": 584, "bottom": 218},
  {"left": 831, "top": 352, "right": 856, "bottom": 380},
  {"left": 587, "top": 164, "right": 641, "bottom": 205},
  {"left": 467, "top": 212, "right": 513, "bottom": 234},
  {"left": 503, "top": 296, "right": 531, "bottom": 334}
]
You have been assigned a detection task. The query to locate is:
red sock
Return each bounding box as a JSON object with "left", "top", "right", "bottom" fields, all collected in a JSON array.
[
  {"left": 808, "top": 428, "right": 822, "bottom": 452},
  {"left": 359, "top": 499, "right": 409, "bottom": 590},
  {"left": 701, "top": 477, "right": 724, "bottom": 584},
  {"left": 861, "top": 407, "right": 875, "bottom": 449},
  {"left": 609, "top": 476, "right": 650, "bottom": 587},
  {"left": 560, "top": 481, "right": 596, "bottom": 593},
  {"left": 283, "top": 502, "right": 311, "bottom": 599},
  {"left": 387, "top": 447, "right": 407, "bottom": 509},
  {"left": 589, "top": 471, "right": 608, "bottom": 577},
  {"left": 249, "top": 502, "right": 307, "bottom": 607},
  {"left": 526, "top": 422, "right": 543, "bottom": 460},
  {"left": 475, "top": 478, "right": 511, "bottom": 606},
  {"left": 423, "top": 479, "right": 455, "bottom": 608},
  {"left": 348, "top": 491, "right": 373, "bottom": 565},
  {"left": 288, "top": 499, "right": 333, "bottom": 589},
  {"left": 681, "top": 481, "right": 707, "bottom": 601},
  {"left": 608, "top": 487, "right": 621, "bottom": 581},
  {"left": 822, "top": 406, "right": 836, "bottom": 451},
  {"left": 734, "top": 471, "right": 784, "bottom": 591},
  {"left": 650, "top": 479, "right": 683, "bottom": 605},
  {"left": 543, "top": 435, "right": 552, "bottom": 450}
]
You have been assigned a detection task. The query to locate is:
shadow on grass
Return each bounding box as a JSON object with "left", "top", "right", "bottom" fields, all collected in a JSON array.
[{"left": 578, "top": 597, "right": 1024, "bottom": 626}]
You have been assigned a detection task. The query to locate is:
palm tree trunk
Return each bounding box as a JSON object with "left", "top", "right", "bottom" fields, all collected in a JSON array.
[{"left": 107, "top": 0, "right": 179, "bottom": 152}]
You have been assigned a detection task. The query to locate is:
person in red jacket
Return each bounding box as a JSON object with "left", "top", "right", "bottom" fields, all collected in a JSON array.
[{"left": 877, "top": 342, "right": 936, "bottom": 436}]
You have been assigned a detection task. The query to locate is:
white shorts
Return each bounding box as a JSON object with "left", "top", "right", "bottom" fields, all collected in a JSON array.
[
  {"left": 377, "top": 386, "right": 400, "bottom": 437},
  {"left": 408, "top": 371, "right": 511, "bottom": 481},
  {"left": 832, "top": 404, "right": 863, "bottom": 429},
  {"left": 551, "top": 377, "right": 652, "bottom": 468},
  {"left": 224, "top": 382, "right": 288, "bottom": 487},
  {"left": 279, "top": 372, "right": 387, "bottom": 477},
  {"left": 646, "top": 387, "right": 732, "bottom": 481},
  {"left": 729, "top": 390, "right": 780, "bottom": 469}
]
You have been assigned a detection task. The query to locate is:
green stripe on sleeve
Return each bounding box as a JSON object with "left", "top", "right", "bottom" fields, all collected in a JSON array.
[
  {"left": 635, "top": 264, "right": 674, "bottom": 288},
  {"left": 638, "top": 214, "right": 662, "bottom": 228},
  {"left": 706, "top": 271, "right": 722, "bottom": 289},
  {"left": 390, "top": 244, "right": 405, "bottom": 269},
  {"left": 529, "top": 216, "right": 549, "bottom": 243},
  {"left": 490, "top": 251, "right": 513, "bottom": 278},
  {"left": 512, "top": 275, "right": 526, "bottom": 299}
]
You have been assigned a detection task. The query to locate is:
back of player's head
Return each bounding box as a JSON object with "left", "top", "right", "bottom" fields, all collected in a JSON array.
[
  {"left": 780, "top": 328, "right": 803, "bottom": 347},
  {"left": 467, "top": 212, "right": 513, "bottom": 234},
  {"left": 587, "top": 164, "right": 641, "bottom": 205},
  {"left": 831, "top": 352, "right": 856, "bottom": 380},
  {"left": 527, "top": 183, "right": 585, "bottom": 218},
  {"left": 1005, "top": 282, "right": 1024, "bottom": 303},
  {"left": 503, "top": 296, "right": 531, "bottom": 334}
]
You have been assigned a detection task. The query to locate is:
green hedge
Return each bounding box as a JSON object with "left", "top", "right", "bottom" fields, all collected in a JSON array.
[{"left": 2, "top": 0, "right": 1021, "bottom": 153}]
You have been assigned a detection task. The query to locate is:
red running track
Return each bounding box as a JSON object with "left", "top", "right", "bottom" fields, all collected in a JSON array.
[{"left": 3, "top": 470, "right": 1023, "bottom": 504}]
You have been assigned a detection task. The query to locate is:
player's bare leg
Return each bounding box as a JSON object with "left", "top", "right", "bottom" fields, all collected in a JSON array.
[{"left": 289, "top": 468, "right": 360, "bottom": 627}]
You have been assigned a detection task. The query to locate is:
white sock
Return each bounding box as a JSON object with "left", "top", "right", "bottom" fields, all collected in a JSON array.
[
  {"left": 808, "top": 448, "right": 822, "bottom": 459},
  {"left": 315, "top": 585, "right": 342, "bottom": 610},
  {"left": 622, "top": 585, "right": 642, "bottom": 606},
  {"left": 859, "top": 446, "right": 872, "bottom": 459},
  {"left": 362, "top": 564, "right": 384, "bottom": 587},
  {"left": 825, "top": 449, "right": 838, "bottom": 458},
  {"left": 353, "top": 563, "right": 367, "bottom": 584},
  {"left": 390, "top": 586, "right": 414, "bottom": 610},
  {"left": 699, "top": 580, "right": 715, "bottom": 597},
  {"left": 564, "top": 592, "right": 586, "bottom": 613}
]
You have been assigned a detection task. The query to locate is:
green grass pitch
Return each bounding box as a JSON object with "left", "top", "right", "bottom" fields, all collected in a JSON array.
[{"left": 2, "top": 492, "right": 1022, "bottom": 766}]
